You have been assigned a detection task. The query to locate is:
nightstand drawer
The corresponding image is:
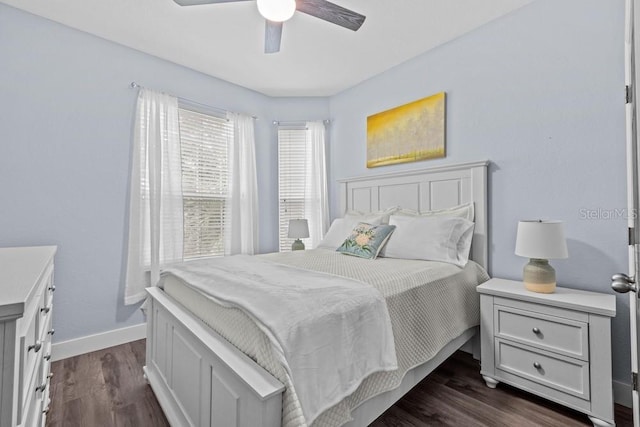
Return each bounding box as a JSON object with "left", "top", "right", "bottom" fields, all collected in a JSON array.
[
  {"left": 495, "top": 339, "right": 590, "bottom": 401},
  {"left": 494, "top": 304, "right": 588, "bottom": 360}
]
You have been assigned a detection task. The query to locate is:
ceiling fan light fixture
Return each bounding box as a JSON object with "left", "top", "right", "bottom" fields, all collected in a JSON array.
[{"left": 257, "top": 0, "right": 296, "bottom": 22}]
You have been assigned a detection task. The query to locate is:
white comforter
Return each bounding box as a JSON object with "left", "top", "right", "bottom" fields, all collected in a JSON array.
[{"left": 161, "top": 254, "right": 398, "bottom": 425}]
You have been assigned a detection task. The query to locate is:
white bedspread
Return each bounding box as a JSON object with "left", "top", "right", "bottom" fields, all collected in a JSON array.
[{"left": 161, "top": 254, "right": 398, "bottom": 425}]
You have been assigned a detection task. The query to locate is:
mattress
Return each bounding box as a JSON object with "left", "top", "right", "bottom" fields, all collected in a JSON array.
[{"left": 162, "top": 249, "right": 489, "bottom": 427}]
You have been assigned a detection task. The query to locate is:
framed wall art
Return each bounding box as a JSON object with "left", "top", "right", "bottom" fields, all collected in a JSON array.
[{"left": 367, "top": 92, "right": 445, "bottom": 168}]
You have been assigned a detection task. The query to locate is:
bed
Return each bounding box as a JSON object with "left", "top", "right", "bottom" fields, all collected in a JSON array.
[{"left": 144, "top": 160, "right": 490, "bottom": 427}]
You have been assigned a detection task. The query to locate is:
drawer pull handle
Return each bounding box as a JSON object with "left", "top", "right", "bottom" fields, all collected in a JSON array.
[
  {"left": 48, "top": 328, "right": 55, "bottom": 336},
  {"left": 35, "top": 383, "right": 46, "bottom": 393},
  {"left": 44, "top": 354, "right": 52, "bottom": 361},
  {"left": 41, "top": 306, "right": 51, "bottom": 314},
  {"left": 48, "top": 373, "right": 54, "bottom": 380},
  {"left": 533, "top": 362, "right": 542, "bottom": 369},
  {"left": 48, "top": 285, "right": 56, "bottom": 292},
  {"left": 43, "top": 406, "right": 50, "bottom": 415},
  {"left": 28, "top": 341, "right": 42, "bottom": 353},
  {"left": 532, "top": 327, "right": 541, "bottom": 334}
]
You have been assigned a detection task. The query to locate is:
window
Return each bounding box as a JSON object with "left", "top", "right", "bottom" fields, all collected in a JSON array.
[
  {"left": 178, "top": 107, "right": 233, "bottom": 259},
  {"left": 127, "top": 88, "right": 258, "bottom": 304},
  {"left": 278, "top": 122, "right": 328, "bottom": 252},
  {"left": 278, "top": 127, "right": 307, "bottom": 252}
]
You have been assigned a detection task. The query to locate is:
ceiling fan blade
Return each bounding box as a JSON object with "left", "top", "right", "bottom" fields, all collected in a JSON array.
[
  {"left": 173, "top": 0, "right": 252, "bottom": 6},
  {"left": 265, "top": 20, "right": 283, "bottom": 54},
  {"left": 296, "top": 0, "right": 365, "bottom": 31}
]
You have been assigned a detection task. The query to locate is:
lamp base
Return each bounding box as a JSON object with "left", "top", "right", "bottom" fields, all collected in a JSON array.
[
  {"left": 523, "top": 258, "right": 556, "bottom": 293},
  {"left": 524, "top": 281, "right": 556, "bottom": 293},
  {"left": 291, "top": 239, "right": 305, "bottom": 251}
]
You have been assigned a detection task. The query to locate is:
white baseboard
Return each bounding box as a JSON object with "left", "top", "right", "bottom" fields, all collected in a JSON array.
[
  {"left": 51, "top": 323, "right": 147, "bottom": 362},
  {"left": 614, "top": 379, "right": 633, "bottom": 408}
]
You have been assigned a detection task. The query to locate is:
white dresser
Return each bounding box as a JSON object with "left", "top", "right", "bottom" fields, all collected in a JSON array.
[
  {"left": 0, "top": 246, "right": 57, "bottom": 427},
  {"left": 477, "top": 278, "right": 616, "bottom": 427}
]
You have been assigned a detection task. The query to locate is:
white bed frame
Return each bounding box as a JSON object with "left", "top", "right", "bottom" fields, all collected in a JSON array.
[{"left": 144, "top": 160, "right": 489, "bottom": 427}]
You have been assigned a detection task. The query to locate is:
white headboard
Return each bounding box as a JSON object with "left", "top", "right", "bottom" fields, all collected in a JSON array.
[{"left": 337, "top": 160, "right": 489, "bottom": 271}]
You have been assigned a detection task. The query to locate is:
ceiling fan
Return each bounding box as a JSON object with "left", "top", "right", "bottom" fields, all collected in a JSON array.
[{"left": 173, "top": 0, "right": 366, "bottom": 54}]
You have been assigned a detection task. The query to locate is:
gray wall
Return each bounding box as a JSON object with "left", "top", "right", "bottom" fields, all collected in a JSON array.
[{"left": 328, "top": 0, "right": 629, "bottom": 384}]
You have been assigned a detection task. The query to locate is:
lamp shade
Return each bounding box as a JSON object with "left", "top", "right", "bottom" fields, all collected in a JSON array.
[
  {"left": 515, "top": 220, "right": 568, "bottom": 260},
  {"left": 288, "top": 219, "right": 310, "bottom": 239}
]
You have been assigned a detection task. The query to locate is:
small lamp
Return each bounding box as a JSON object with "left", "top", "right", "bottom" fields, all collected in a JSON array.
[
  {"left": 288, "top": 219, "right": 309, "bottom": 251},
  {"left": 515, "top": 220, "right": 568, "bottom": 293}
]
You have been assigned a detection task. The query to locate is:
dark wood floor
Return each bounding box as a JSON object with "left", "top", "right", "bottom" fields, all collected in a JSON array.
[
  {"left": 47, "top": 340, "right": 169, "bottom": 427},
  {"left": 371, "top": 353, "right": 632, "bottom": 427},
  {"left": 47, "top": 339, "right": 632, "bottom": 427}
]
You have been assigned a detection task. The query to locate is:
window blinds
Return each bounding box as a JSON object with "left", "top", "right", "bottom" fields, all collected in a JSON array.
[
  {"left": 178, "top": 108, "right": 233, "bottom": 259},
  {"left": 278, "top": 128, "right": 307, "bottom": 251}
]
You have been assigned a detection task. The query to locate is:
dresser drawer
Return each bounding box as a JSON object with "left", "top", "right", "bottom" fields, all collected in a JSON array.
[
  {"left": 42, "top": 264, "right": 55, "bottom": 309},
  {"left": 20, "top": 353, "right": 45, "bottom": 427},
  {"left": 23, "top": 387, "right": 43, "bottom": 427},
  {"left": 494, "top": 304, "right": 588, "bottom": 360},
  {"left": 19, "top": 302, "right": 42, "bottom": 420},
  {"left": 495, "top": 339, "right": 590, "bottom": 400},
  {"left": 40, "top": 343, "right": 52, "bottom": 391},
  {"left": 39, "top": 302, "right": 53, "bottom": 343}
]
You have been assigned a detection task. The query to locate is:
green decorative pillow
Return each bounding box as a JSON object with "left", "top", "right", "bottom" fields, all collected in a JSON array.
[{"left": 336, "top": 222, "right": 396, "bottom": 259}]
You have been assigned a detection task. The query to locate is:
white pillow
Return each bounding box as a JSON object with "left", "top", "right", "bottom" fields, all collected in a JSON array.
[
  {"left": 345, "top": 206, "right": 400, "bottom": 224},
  {"left": 382, "top": 215, "right": 475, "bottom": 267},
  {"left": 316, "top": 214, "right": 385, "bottom": 249},
  {"left": 395, "top": 202, "right": 474, "bottom": 221}
]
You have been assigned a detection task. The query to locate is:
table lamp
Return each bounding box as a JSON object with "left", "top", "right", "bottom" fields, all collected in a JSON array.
[
  {"left": 288, "top": 219, "right": 309, "bottom": 251},
  {"left": 515, "top": 220, "right": 568, "bottom": 293}
]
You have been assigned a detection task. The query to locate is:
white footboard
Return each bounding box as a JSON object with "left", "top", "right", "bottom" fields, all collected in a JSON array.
[
  {"left": 145, "top": 287, "right": 285, "bottom": 427},
  {"left": 145, "top": 287, "right": 478, "bottom": 427}
]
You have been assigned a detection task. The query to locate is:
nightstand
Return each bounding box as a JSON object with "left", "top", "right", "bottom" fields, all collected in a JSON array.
[{"left": 477, "top": 278, "right": 616, "bottom": 427}]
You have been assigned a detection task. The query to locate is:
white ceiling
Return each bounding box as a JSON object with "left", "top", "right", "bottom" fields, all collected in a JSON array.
[{"left": 3, "top": 0, "right": 533, "bottom": 96}]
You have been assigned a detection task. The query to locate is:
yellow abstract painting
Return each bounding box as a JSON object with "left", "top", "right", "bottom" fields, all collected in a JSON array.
[{"left": 367, "top": 92, "right": 445, "bottom": 168}]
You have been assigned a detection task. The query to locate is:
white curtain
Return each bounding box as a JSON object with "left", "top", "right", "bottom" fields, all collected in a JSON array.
[
  {"left": 125, "top": 89, "right": 183, "bottom": 305},
  {"left": 225, "top": 112, "right": 259, "bottom": 255},
  {"left": 305, "top": 121, "right": 329, "bottom": 248}
]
